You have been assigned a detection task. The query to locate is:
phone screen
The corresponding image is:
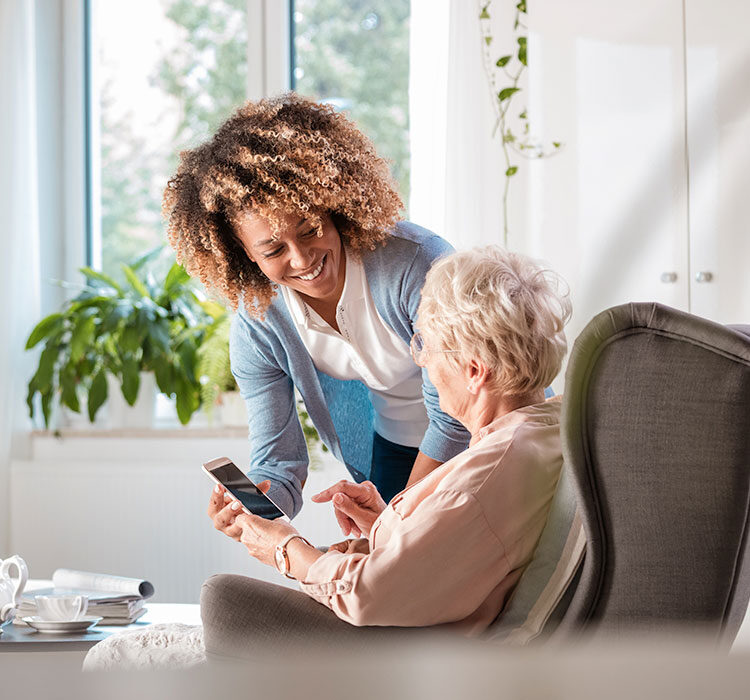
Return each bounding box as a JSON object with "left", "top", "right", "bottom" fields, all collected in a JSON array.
[{"left": 206, "top": 460, "right": 287, "bottom": 519}]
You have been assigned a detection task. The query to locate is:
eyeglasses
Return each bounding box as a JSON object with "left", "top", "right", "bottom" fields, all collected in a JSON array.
[{"left": 409, "top": 331, "right": 459, "bottom": 367}]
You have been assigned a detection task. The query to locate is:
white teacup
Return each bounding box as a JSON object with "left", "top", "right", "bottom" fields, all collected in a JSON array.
[{"left": 35, "top": 594, "right": 88, "bottom": 621}]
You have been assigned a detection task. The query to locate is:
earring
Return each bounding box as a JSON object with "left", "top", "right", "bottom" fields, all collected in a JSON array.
[{"left": 316, "top": 230, "right": 323, "bottom": 238}]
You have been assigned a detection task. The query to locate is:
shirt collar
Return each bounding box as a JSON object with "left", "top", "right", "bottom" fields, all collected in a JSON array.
[
  {"left": 341, "top": 249, "right": 365, "bottom": 304},
  {"left": 472, "top": 396, "right": 562, "bottom": 445}
]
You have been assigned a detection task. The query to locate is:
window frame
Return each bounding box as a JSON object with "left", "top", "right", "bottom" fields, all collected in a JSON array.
[{"left": 62, "top": 0, "right": 90, "bottom": 280}]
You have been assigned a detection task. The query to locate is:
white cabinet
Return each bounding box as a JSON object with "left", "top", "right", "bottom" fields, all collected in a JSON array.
[
  {"left": 520, "top": 0, "right": 749, "bottom": 347},
  {"left": 685, "top": 0, "right": 750, "bottom": 324}
]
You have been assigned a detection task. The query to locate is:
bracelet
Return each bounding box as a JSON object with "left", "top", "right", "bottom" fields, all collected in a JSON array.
[{"left": 275, "top": 534, "right": 312, "bottom": 580}]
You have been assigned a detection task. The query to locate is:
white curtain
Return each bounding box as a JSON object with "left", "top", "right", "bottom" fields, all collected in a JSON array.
[
  {"left": 409, "top": 0, "right": 516, "bottom": 250},
  {"left": 0, "top": 0, "right": 42, "bottom": 554}
]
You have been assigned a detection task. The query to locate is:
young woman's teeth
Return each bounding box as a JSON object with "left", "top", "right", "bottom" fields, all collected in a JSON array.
[{"left": 297, "top": 257, "right": 325, "bottom": 281}]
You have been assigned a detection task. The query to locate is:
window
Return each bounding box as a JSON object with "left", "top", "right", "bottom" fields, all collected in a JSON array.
[
  {"left": 88, "top": 0, "right": 411, "bottom": 272},
  {"left": 291, "top": 0, "right": 411, "bottom": 204},
  {"left": 89, "top": 0, "right": 249, "bottom": 276}
]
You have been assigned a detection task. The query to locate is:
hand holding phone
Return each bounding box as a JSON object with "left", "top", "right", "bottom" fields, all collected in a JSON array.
[
  {"left": 207, "top": 483, "right": 245, "bottom": 542},
  {"left": 203, "top": 457, "right": 288, "bottom": 520}
]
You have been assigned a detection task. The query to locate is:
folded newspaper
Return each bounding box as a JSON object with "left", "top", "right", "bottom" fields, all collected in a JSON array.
[{"left": 15, "top": 569, "right": 154, "bottom": 626}]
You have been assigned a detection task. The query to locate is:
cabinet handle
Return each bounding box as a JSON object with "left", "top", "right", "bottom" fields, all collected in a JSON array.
[
  {"left": 660, "top": 272, "right": 678, "bottom": 283},
  {"left": 695, "top": 271, "right": 714, "bottom": 283}
]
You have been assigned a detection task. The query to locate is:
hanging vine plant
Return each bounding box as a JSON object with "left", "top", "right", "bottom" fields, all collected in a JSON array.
[{"left": 479, "top": 0, "right": 562, "bottom": 245}]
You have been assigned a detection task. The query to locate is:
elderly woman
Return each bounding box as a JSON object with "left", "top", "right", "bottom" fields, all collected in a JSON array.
[
  {"left": 164, "top": 93, "right": 468, "bottom": 511},
  {"left": 201, "top": 246, "right": 572, "bottom": 656}
]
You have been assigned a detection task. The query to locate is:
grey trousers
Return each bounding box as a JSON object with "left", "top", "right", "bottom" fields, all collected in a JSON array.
[{"left": 200, "top": 574, "right": 444, "bottom": 660}]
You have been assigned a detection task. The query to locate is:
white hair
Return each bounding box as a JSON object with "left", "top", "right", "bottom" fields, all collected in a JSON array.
[{"left": 417, "top": 246, "right": 572, "bottom": 396}]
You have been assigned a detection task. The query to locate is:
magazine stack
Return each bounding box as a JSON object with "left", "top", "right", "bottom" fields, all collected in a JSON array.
[{"left": 15, "top": 568, "right": 154, "bottom": 625}]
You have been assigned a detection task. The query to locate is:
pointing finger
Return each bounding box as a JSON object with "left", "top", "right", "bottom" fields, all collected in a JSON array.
[{"left": 312, "top": 480, "right": 364, "bottom": 503}]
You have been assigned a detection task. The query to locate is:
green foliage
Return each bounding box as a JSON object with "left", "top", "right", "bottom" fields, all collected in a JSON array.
[
  {"left": 292, "top": 0, "right": 411, "bottom": 204},
  {"left": 195, "top": 309, "right": 236, "bottom": 417},
  {"left": 479, "top": 0, "right": 563, "bottom": 245},
  {"left": 498, "top": 87, "right": 521, "bottom": 102},
  {"left": 99, "top": 82, "right": 164, "bottom": 280},
  {"left": 25, "top": 251, "right": 212, "bottom": 428},
  {"left": 100, "top": 1, "right": 249, "bottom": 281},
  {"left": 154, "top": 0, "right": 411, "bottom": 204},
  {"left": 517, "top": 36, "right": 528, "bottom": 66},
  {"left": 296, "top": 397, "right": 329, "bottom": 468},
  {"left": 155, "top": 0, "right": 248, "bottom": 155}
]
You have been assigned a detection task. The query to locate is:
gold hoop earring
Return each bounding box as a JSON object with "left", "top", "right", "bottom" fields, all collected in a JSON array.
[{"left": 316, "top": 230, "right": 324, "bottom": 238}]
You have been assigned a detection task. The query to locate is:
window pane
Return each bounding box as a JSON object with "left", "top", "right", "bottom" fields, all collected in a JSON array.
[
  {"left": 91, "top": 0, "right": 248, "bottom": 276},
  {"left": 292, "top": 1, "right": 411, "bottom": 206}
]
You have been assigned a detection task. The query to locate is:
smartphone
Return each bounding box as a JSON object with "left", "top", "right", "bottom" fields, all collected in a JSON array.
[{"left": 202, "top": 456, "right": 288, "bottom": 520}]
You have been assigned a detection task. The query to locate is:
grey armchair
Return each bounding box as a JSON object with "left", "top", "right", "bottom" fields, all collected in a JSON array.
[{"left": 499, "top": 302, "right": 750, "bottom": 646}]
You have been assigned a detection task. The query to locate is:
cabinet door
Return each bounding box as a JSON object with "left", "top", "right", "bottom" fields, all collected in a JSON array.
[
  {"left": 685, "top": 0, "right": 750, "bottom": 325},
  {"left": 525, "top": 0, "right": 689, "bottom": 347}
]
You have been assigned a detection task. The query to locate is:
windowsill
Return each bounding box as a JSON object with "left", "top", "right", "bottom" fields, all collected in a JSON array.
[
  {"left": 30, "top": 425, "right": 248, "bottom": 439},
  {"left": 25, "top": 425, "right": 252, "bottom": 463}
]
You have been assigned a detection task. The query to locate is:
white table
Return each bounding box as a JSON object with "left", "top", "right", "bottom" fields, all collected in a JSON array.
[
  {"left": 0, "top": 578, "right": 201, "bottom": 670},
  {"left": 0, "top": 603, "right": 201, "bottom": 652}
]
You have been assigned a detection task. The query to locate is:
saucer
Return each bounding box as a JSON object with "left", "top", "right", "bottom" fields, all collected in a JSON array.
[{"left": 22, "top": 615, "right": 103, "bottom": 634}]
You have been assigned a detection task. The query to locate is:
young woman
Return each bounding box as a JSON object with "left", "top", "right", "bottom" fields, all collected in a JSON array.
[{"left": 163, "top": 93, "right": 469, "bottom": 516}]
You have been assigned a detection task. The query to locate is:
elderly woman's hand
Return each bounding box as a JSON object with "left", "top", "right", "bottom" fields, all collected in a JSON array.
[
  {"left": 207, "top": 481, "right": 271, "bottom": 541},
  {"left": 311, "top": 480, "right": 387, "bottom": 538},
  {"left": 327, "top": 538, "right": 371, "bottom": 555},
  {"left": 235, "top": 512, "right": 300, "bottom": 568}
]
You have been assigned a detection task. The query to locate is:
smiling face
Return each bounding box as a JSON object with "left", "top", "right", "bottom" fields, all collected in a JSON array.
[{"left": 233, "top": 210, "right": 346, "bottom": 307}]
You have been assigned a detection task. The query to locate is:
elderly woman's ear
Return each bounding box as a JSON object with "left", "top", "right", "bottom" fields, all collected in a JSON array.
[{"left": 465, "top": 359, "right": 491, "bottom": 395}]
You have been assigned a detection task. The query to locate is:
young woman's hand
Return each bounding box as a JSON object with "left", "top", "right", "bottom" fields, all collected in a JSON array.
[{"left": 311, "top": 480, "right": 387, "bottom": 538}]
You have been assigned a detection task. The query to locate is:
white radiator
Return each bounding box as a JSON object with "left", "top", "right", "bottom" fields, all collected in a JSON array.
[{"left": 9, "top": 444, "right": 346, "bottom": 603}]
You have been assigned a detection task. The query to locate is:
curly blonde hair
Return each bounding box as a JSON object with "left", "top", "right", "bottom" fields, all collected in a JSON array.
[
  {"left": 418, "top": 246, "right": 572, "bottom": 396},
  {"left": 163, "top": 93, "right": 403, "bottom": 316}
]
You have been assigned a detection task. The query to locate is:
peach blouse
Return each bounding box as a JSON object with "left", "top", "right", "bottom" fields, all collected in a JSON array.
[{"left": 299, "top": 398, "right": 564, "bottom": 635}]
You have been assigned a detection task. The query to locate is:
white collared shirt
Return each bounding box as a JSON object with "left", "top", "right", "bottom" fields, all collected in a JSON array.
[{"left": 280, "top": 251, "right": 428, "bottom": 447}]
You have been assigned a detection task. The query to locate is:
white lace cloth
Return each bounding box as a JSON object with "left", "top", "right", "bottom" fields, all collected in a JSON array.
[{"left": 82, "top": 623, "right": 206, "bottom": 671}]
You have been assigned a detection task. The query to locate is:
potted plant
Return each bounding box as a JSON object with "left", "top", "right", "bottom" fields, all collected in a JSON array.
[
  {"left": 194, "top": 304, "right": 238, "bottom": 424},
  {"left": 25, "top": 249, "right": 211, "bottom": 429}
]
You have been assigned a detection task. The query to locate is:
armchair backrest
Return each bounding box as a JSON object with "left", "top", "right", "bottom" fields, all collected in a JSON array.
[{"left": 557, "top": 303, "right": 750, "bottom": 643}]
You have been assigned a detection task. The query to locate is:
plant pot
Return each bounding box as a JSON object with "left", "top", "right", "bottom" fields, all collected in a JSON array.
[
  {"left": 105, "top": 372, "right": 157, "bottom": 429},
  {"left": 218, "top": 391, "right": 247, "bottom": 428}
]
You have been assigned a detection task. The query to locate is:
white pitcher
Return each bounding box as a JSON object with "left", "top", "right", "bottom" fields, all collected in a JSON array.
[{"left": 0, "top": 555, "right": 28, "bottom": 626}]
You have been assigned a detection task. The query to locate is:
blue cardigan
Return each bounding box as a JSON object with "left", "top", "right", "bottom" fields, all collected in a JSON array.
[{"left": 229, "top": 221, "right": 471, "bottom": 518}]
